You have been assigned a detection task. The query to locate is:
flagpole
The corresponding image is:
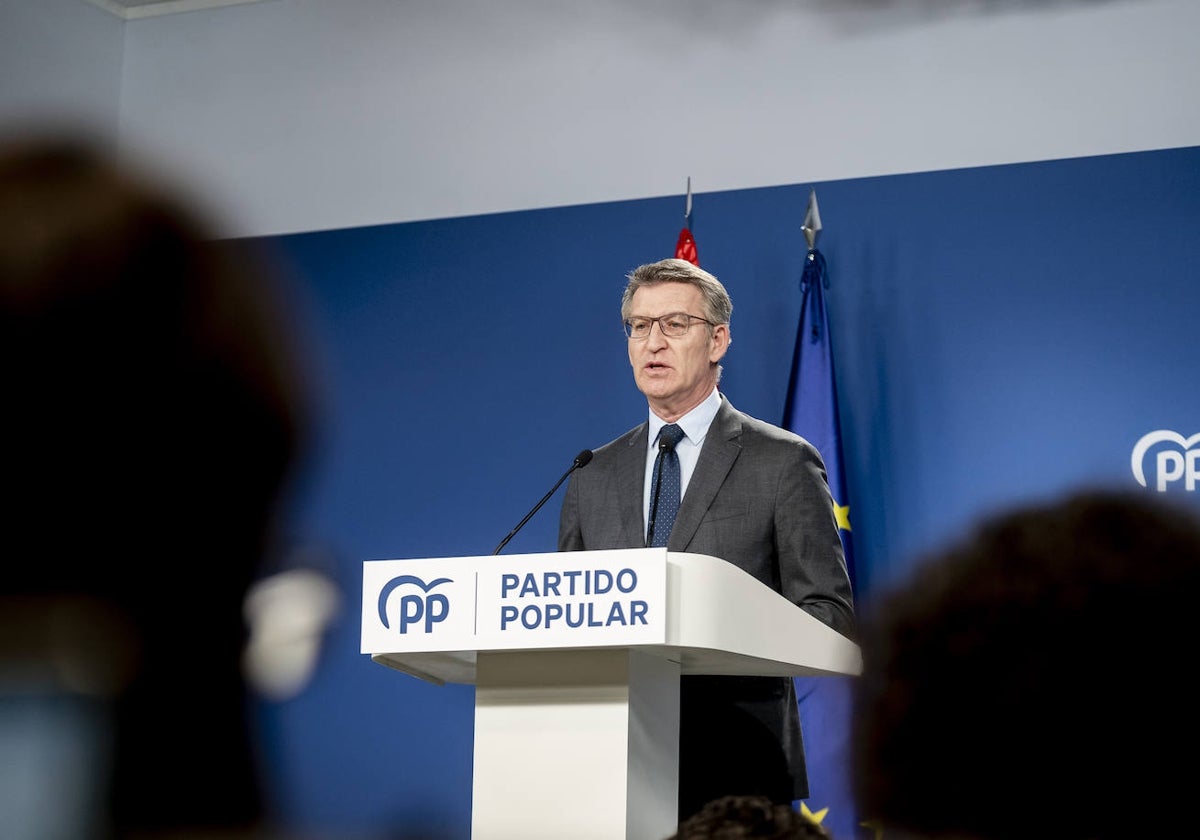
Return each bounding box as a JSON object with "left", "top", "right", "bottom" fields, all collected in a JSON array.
[{"left": 675, "top": 177, "right": 699, "bottom": 266}]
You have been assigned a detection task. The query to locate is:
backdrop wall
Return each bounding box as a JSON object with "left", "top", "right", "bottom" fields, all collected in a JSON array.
[{"left": 259, "top": 143, "right": 1200, "bottom": 838}]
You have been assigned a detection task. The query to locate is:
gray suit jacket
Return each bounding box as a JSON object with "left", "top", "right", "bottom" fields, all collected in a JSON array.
[{"left": 558, "top": 394, "right": 855, "bottom": 801}]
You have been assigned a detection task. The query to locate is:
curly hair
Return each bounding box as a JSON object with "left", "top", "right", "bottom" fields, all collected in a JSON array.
[{"left": 669, "top": 794, "right": 832, "bottom": 839}]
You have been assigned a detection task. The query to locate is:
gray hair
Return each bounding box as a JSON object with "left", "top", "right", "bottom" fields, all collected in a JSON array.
[{"left": 621, "top": 258, "right": 733, "bottom": 325}]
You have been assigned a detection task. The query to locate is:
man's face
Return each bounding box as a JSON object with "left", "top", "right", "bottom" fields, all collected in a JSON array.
[{"left": 626, "top": 282, "right": 729, "bottom": 421}]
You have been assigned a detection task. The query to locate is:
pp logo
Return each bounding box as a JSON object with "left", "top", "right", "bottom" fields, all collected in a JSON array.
[
  {"left": 377, "top": 575, "right": 452, "bottom": 634},
  {"left": 1131, "top": 430, "right": 1200, "bottom": 491}
]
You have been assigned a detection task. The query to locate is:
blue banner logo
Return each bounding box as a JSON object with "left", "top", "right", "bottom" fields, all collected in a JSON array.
[{"left": 1131, "top": 430, "right": 1200, "bottom": 491}]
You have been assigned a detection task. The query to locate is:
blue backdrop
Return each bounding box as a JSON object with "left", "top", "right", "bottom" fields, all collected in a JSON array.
[{"left": 253, "top": 144, "right": 1200, "bottom": 838}]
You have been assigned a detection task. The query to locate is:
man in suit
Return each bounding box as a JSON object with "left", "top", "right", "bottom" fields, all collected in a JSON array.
[{"left": 558, "top": 257, "right": 855, "bottom": 820}]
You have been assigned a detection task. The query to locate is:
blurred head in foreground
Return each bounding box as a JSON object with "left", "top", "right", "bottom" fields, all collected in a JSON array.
[
  {"left": 0, "top": 133, "right": 313, "bottom": 838},
  {"left": 852, "top": 489, "right": 1200, "bottom": 840}
]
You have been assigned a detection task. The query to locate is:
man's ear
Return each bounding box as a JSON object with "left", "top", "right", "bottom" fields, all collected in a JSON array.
[{"left": 710, "top": 323, "right": 731, "bottom": 363}]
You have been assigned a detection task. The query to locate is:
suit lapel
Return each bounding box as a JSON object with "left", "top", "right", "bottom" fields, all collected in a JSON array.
[
  {"left": 618, "top": 423, "right": 650, "bottom": 547},
  {"left": 668, "top": 396, "right": 743, "bottom": 551}
]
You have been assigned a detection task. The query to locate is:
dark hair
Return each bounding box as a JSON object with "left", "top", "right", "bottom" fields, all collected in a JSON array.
[
  {"left": 0, "top": 134, "right": 314, "bottom": 834},
  {"left": 0, "top": 136, "right": 310, "bottom": 567},
  {"left": 852, "top": 489, "right": 1200, "bottom": 839},
  {"left": 669, "top": 794, "right": 832, "bottom": 839}
]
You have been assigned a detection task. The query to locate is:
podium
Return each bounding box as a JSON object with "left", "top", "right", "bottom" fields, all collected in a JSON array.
[{"left": 361, "top": 548, "right": 860, "bottom": 840}]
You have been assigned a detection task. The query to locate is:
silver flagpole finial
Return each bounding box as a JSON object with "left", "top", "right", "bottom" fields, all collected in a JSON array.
[{"left": 802, "top": 188, "right": 822, "bottom": 250}]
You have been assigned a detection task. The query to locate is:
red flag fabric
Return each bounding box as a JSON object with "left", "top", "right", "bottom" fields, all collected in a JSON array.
[{"left": 675, "top": 227, "right": 699, "bottom": 266}]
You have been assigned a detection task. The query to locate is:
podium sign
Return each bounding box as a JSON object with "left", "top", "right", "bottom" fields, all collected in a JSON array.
[{"left": 362, "top": 547, "right": 667, "bottom": 659}]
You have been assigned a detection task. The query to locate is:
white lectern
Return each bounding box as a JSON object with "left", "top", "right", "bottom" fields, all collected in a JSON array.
[{"left": 361, "top": 548, "right": 860, "bottom": 840}]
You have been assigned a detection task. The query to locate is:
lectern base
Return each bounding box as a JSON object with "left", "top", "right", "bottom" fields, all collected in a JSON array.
[{"left": 471, "top": 648, "right": 681, "bottom": 840}]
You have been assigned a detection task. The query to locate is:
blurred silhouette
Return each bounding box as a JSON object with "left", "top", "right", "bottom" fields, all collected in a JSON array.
[
  {"left": 667, "top": 793, "right": 833, "bottom": 839},
  {"left": 851, "top": 489, "right": 1200, "bottom": 840},
  {"left": 0, "top": 132, "right": 319, "bottom": 839}
]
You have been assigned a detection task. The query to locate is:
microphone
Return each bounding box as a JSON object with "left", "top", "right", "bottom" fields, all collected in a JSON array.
[{"left": 492, "top": 449, "right": 593, "bottom": 555}]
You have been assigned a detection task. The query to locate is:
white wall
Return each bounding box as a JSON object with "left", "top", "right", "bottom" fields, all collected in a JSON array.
[
  {"left": 0, "top": 0, "right": 124, "bottom": 145},
  {"left": 5, "top": 0, "right": 1200, "bottom": 238}
]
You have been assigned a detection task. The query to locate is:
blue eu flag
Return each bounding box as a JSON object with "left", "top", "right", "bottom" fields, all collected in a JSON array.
[
  {"left": 782, "top": 217, "right": 861, "bottom": 838},
  {"left": 782, "top": 246, "right": 854, "bottom": 583}
]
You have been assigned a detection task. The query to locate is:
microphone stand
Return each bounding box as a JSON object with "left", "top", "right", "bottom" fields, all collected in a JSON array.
[{"left": 492, "top": 450, "right": 592, "bottom": 555}]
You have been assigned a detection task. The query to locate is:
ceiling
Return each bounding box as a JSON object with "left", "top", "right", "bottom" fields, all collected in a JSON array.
[
  {"left": 86, "top": 0, "right": 1129, "bottom": 23},
  {"left": 85, "top": 0, "right": 271, "bottom": 20}
]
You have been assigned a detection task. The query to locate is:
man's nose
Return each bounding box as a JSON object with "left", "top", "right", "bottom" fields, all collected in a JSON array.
[{"left": 645, "top": 319, "right": 670, "bottom": 347}]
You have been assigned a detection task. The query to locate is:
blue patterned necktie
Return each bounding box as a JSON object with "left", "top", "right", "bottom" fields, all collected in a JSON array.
[{"left": 647, "top": 424, "right": 685, "bottom": 548}]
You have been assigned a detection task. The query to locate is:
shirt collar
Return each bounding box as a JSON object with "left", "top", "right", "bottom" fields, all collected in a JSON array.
[{"left": 648, "top": 386, "right": 721, "bottom": 447}]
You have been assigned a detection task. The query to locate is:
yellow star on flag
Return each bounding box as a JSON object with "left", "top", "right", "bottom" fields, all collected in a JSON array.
[
  {"left": 834, "top": 502, "right": 851, "bottom": 532},
  {"left": 799, "top": 802, "right": 828, "bottom": 825}
]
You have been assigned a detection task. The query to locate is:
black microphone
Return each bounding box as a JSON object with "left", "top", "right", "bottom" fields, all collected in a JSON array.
[{"left": 492, "top": 449, "right": 593, "bottom": 555}]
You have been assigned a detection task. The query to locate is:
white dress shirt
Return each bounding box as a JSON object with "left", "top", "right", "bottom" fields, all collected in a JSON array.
[{"left": 643, "top": 386, "right": 722, "bottom": 539}]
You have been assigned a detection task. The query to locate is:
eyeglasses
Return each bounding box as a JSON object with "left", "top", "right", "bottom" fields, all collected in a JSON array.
[{"left": 623, "top": 312, "right": 714, "bottom": 340}]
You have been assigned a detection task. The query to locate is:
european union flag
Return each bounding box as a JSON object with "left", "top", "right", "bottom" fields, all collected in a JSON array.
[
  {"left": 782, "top": 191, "right": 861, "bottom": 839},
  {"left": 782, "top": 249, "right": 854, "bottom": 581}
]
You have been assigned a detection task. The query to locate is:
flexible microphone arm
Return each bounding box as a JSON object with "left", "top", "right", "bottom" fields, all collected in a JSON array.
[{"left": 492, "top": 449, "right": 593, "bottom": 555}]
